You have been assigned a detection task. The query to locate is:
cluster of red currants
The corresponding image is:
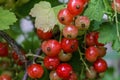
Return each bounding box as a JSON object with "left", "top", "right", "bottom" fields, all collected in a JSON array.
[
  {"left": 27, "top": 0, "right": 108, "bottom": 80},
  {"left": 85, "top": 32, "right": 108, "bottom": 79}
]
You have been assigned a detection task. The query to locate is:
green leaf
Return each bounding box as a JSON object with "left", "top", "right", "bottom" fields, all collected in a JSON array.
[
  {"left": 112, "top": 39, "right": 120, "bottom": 52},
  {"left": 84, "top": 0, "right": 105, "bottom": 21},
  {"left": 98, "top": 23, "right": 117, "bottom": 44},
  {"left": 0, "top": 7, "right": 17, "bottom": 30},
  {"left": 15, "top": 0, "right": 61, "bottom": 17}
]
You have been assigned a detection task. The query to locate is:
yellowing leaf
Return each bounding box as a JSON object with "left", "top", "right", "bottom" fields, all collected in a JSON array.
[
  {"left": 29, "top": 1, "right": 57, "bottom": 32},
  {"left": 0, "top": 7, "right": 17, "bottom": 30},
  {"left": 29, "top": 1, "right": 51, "bottom": 17}
]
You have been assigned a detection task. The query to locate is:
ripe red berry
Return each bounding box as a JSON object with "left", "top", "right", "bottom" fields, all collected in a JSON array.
[
  {"left": 94, "top": 32, "right": 104, "bottom": 46},
  {"left": 37, "top": 29, "right": 53, "bottom": 40},
  {"left": 41, "top": 40, "right": 61, "bottom": 57},
  {"left": 86, "top": 32, "right": 96, "bottom": 46},
  {"left": 67, "top": 0, "right": 85, "bottom": 16},
  {"left": 27, "top": 64, "right": 44, "bottom": 79},
  {"left": 63, "top": 25, "right": 78, "bottom": 39},
  {"left": 0, "top": 74, "right": 12, "bottom": 80},
  {"left": 61, "top": 38, "right": 78, "bottom": 53},
  {"left": 57, "top": 8, "right": 73, "bottom": 25},
  {"left": 0, "top": 42, "right": 8, "bottom": 57},
  {"left": 56, "top": 63, "right": 73, "bottom": 79},
  {"left": 49, "top": 70, "right": 61, "bottom": 80},
  {"left": 93, "top": 58, "right": 107, "bottom": 73},
  {"left": 63, "top": 71, "right": 78, "bottom": 80},
  {"left": 86, "top": 32, "right": 104, "bottom": 47},
  {"left": 85, "top": 46, "right": 99, "bottom": 62},
  {"left": 44, "top": 56, "right": 60, "bottom": 70},
  {"left": 58, "top": 51, "right": 72, "bottom": 62},
  {"left": 75, "top": 16, "right": 90, "bottom": 30}
]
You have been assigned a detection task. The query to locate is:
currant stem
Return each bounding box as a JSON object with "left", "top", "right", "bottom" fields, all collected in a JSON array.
[
  {"left": 59, "top": 31, "right": 62, "bottom": 42},
  {"left": 22, "top": 71, "right": 28, "bottom": 80},
  {"left": 114, "top": 0, "right": 120, "bottom": 41},
  {"left": 26, "top": 54, "right": 44, "bottom": 60},
  {"left": 78, "top": 47, "right": 91, "bottom": 73}
]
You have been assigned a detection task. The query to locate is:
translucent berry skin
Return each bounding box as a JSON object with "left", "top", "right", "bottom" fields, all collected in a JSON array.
[
  {"left": 93, "top": 58, "right": 107, "bottom": 73},
  {"left": 27, "top": 64, "right": 44, "bottom": 79},
  {"left": 56, "top": 63, "right": 73, "bottom": 79},
  {"left": 94, "top": 32, "right": 104, "bottom": 46},
  {"left": 37, "top": 29, "right": 53, "bottom": 40},
  {"left": 57, "top": 8, "right": 73, "bottom": 25},
  {"left": 75, "top": 16, "right": 90, "bottom": 30},
  {"left": 63, "top": 71, "right": 78, "bottom": 80},
  {"left": 58, "top": 51, "right": 72, "bottom": 62},
  {"left": 0, "top": 74, "right": 12, "bottom": 80},
  {"left": 86, "top": 32, "right": 104, "bottom": 47},
  {"left": 49, "top": 71, "right": 61, "bottom": 80},
  {"left": 0, "top": 42, "right": 8, "bottom": 57},
  {"left": 61, "top": 38, "right": 78, "bottom": 53},
  {"left": 44, "top": 56, "right": 60, "bottom": 70},
  {"left": 85, "top": 46, "right": 99, "bottom": 62},
  {"left": 41, "top": 40, "right": 61, "bottom": 57},
  {"left": 86, "top": 66, "right": 97, "bottom": 79},
  {"left": 63, "top": 25, "right": 78, "bottom": 39},
  {"left": 67, "top": 0, "right": 85, "bottom": 16},
  {"left": 97, "top": 46, "right": 107, "bottom": 57},
  {"left": 112, "top": 0, "right": 120, "bottom": 14}
]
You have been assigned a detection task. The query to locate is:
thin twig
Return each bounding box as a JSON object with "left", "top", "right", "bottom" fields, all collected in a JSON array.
[
  {"left": 114, "top": 0, "right": 120, "bottom": 41},
  {"left": 78, "top": 47, "right": 91, "bottom": 73},
  {"left": 26, "top": 54, "right": 44, "bottom": 60},
  {"left": 22, "top": 72, "right": 28, "bottom": 80},
  {"left": 0, "top": 30, "right": 27, "bottom": 64}
]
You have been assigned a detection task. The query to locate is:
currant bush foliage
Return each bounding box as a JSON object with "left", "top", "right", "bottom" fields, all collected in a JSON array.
[
  {"left": 0, "top": 0, "right": 120, "bottom": 80},
  {"left": 0, "top": 7, "right": 17, "bottom": 30}
]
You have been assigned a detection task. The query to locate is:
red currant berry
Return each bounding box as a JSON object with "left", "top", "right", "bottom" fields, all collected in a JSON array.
[
  {"left": 57, "top": 8, "right": 73, "bottom": 25},
  {"left": 85, "top": 46, "right": 99, "bottom": 62},
  {"left": 58, "top": 50, "right": 72, "bottom": 62},
  {"left": 49, "top": 70, "right": 61, "bottom": 80},
  {"left": 63, "top": 71, "right": 78, "bottom": 80},
  {"left": 56, "top": 63, "right": 73, "bottom": 79},
  {"left": 0, "top": 74, "right": 12, "bottom": 80},
  {"left": 0, "top": 42, "right": 8, "bottom": 57},
  {"left": 63, "top": 25, "right": 78, "bottom": 39},
  {"left": 86, "top": 32, "right": 104, "bottom": 47},
  {"left": 112, "top": 0, "right": 120, "bottom": 13},
  {"left": 67, "top": 0, "right": 85, "bottom": 16},
  {"left": 97, "top": 46, "right": 107, "bottom": 57},
  {"left": 94, "top": 32, "right": 104, "bottom": 46},
  {"left": 44, "top": 56, "right": 60, "bottom": 70},
  {"left": 86, "top": 66, "right": 97, "bottom": 79},
  {"left": 27, "top": 64, "right": 44, "bottom": 79},
  {"left": 86, "top": 32, "right": 97, "bottom": 46},
  {"left": 37, "top": 29, "right": 53, "bottom": 40},
  {"left": 41, "top": 40, "right": 61, "bottom": 57},
  {"left": 75, "top": 16, "right": 90, "bottom": 30},
  {"left": 93, "top": 58, "right": 107, "bottom": 73},
  {"left": 61, "top": 38, "right": 78, "bottom": 53}
]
